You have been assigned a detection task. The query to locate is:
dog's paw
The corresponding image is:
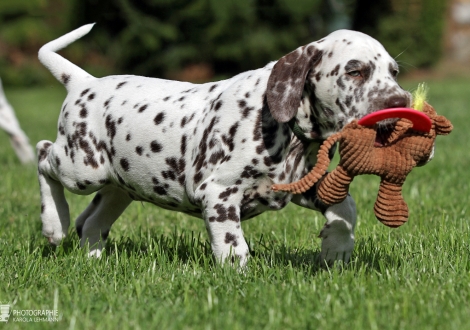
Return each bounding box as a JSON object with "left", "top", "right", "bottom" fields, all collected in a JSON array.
[
  {"left": 88, "top": 248, "right": 103, "bottom": 258},
  {"left": 42, "top": 227, "right": 66, "bottom": 246},
  {"left": 213, "top": 240, "right": 250, "bottom": 268},
  {"left": 318, "top": 220, "right": 354, "bottom": 266}
]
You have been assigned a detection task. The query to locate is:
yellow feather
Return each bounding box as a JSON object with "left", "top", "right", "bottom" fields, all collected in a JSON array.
[{"left": 412, "top": 83, "right": 428, "bottom": 111}]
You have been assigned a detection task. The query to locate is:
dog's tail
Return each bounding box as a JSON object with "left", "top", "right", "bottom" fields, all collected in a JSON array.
[{"left": 38, "top": 24, "right": 96, "bottom": 91}]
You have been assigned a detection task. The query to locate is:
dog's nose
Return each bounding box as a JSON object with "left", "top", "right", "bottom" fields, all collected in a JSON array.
[{"left": 386, "top": 96, "right": 408, "bottom": 108}]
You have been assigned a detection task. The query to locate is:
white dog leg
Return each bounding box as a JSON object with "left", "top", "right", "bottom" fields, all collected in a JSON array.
[
  {"left": 200, "top": 184, "right": 250, "bottom": 267},
  {"left": 77, "top": 186, "right": 132, "bottom": 257},
  {"left": 37, "top": 141, "right": 70, "bottom": 245},
  {"left": 0, "top": 79, "right": 35, "bottom": 163},
  {"left": 318, "top": 195, "right": 357, "bottom": 265}
]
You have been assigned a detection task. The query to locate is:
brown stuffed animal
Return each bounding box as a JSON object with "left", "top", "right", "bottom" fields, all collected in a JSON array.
[{"left": 272, "top": 102, "right": 453, "bottom": 227}]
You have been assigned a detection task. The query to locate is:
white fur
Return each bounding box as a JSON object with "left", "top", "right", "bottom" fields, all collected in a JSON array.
[{"left": 0, "top": 79, "right": 35, "bottom": 163}]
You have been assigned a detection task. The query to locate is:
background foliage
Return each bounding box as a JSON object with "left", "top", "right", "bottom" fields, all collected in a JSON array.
[
  {"left": 0, "top": 0, "right": 448, "bottom": 86},
  {"left": 352, "top": 0, "right": 447, "bottom": 69}
]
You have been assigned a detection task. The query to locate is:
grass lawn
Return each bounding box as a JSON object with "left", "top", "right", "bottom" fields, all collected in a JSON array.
[{"left": 0, "top": 78, "right": 469, "bottom": 330}]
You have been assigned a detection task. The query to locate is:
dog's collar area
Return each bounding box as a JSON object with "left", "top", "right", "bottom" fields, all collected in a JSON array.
[{"left": 287, "top": 118, "right": 324, "bottom": 144}]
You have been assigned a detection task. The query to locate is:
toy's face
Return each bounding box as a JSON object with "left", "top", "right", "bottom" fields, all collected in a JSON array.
[{"left": 301, "top": 29, "right": 412, "bottom": 138}]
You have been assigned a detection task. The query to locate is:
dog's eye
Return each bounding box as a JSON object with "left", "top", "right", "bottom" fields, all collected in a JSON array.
[
  {"left": 347, "top": 70, "right": 361, "bottom": 77},
  {"left": 392, "top": 70, "right": 399, "bottom": 78}
]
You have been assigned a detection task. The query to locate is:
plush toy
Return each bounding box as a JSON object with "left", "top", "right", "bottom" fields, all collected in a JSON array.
[{"left": 272, "top": 89, "right": 453, "bottom": 228}]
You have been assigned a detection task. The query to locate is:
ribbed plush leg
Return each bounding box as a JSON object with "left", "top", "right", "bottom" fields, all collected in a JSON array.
[
  {"left": 374, "top": 181, "right": 408, "bottom": 228},
  {"left": 317, "top": 166, "right": 352, "bottom": 206}
]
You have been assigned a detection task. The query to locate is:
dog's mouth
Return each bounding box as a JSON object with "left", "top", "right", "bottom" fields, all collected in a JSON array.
[{"left": 374, "top": 119, "right": 397, "bottom": 147}]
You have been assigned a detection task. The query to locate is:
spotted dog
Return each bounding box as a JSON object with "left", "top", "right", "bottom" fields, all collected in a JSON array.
[
  {"left": 0, "top": 78, "right": 35, "bottom": 164},
  {"left": 37, "top": 24, "right": 411, "bottom": 266}
]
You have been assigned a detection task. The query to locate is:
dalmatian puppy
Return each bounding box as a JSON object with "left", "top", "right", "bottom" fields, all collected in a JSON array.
[
  {"left": 37, "top": 24, "right": 411, "bottom": 266},
  {"left": 0, "top": 79, "right": 35, "bottom": 164}
]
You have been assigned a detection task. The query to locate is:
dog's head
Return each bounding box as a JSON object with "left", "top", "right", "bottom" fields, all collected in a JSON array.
[{"left": 267, "top": 29, "right": 411, "bottom": 140}]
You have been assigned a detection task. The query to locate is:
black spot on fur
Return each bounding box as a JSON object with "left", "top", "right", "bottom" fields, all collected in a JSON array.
[
  {"left": 38, "top": 142, "right": 51, "bottom": 162},
  {"left": 150, "top": 141, "right": 162, "bottom": 153},
  {"left": 219, "top": 187, "right": 239, "bottom": 201},
  {"left": 136, "top": 146, "right": 143, "bottom": 155},
  {"left": 61, "top": 73, "right": 70, "bottom": 85},
  {"left": 209, "top": 150, "right": 225, "bottom": 165},
  {"left": 194, "top": 171, "right": 203, "bottom": 184},
  {"left": 79, "top": 107, "right": 88, "bottom": 118},
  {"left": 138, "top": 104, "right": 148, "bottom": 113},
  {"left": 154, "top": 112, "right": 165, "bottom": 125},
  {"left": 209, "top": 204, "right": 239, "bottom": 222},
  {"left": 330, "top": 64, "right": 340, "bottom": 76},
  {"left": 88, "top": 93, "right": 95, "bottom": 101},
  {"left": 214, "top": 100, "right": 223, "bottom": 111},
  {"left": 181, "top": 135, "right": 187, "bottom": 155},
  {"left": 116, "top": 82, "right": 127, "bottom": 89},
  {"left": 336, "top": 77, "right": 346, "bottom": 90},
  {"left": 120, "top": 158, "right": 130, "bottom": 171},
  {"left": 241, "top": 165, "right": 263, "bottom": 179},
  {"left": 105, "top": 114, "right": 117, "bottom": 139},
  {"left": 104, "top": 97, "right": 113, "bottom": 108},
  {"left": 263, "top": 157, "right": 272, "bottom": 167},
  {"left": 221, "top": 122, "right": 239, "bottom": 152},
  {"left": 224, "top": 232, "right": 238, "bottom": 246}
]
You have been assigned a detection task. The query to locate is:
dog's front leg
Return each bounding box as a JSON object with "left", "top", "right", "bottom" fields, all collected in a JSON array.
[
  {"left": 318, "top": 196, "right": 356, "bottom": 265},
  {"left": 200, "top": 186, "right": 250, "bottom": 267},
  {"left": 292, "top": 192, "right": 356, "bottom": 265}
]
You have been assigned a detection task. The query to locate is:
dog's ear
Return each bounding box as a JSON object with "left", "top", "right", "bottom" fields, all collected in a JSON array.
[{"left": 267, "top": 44, "right": 323, "bottom": 123}]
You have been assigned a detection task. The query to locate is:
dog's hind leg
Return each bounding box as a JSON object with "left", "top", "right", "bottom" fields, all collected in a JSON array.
[
  {"left": 37, "top": 140, "right": 70, "bottom": 245},
  {"left": 76, "top": 185, "right": 132, "bottom": 257}
]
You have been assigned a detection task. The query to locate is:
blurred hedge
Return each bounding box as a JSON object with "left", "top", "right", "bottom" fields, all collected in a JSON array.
[
  {"left": 68, "top": 0, "right": 324, "bottom": 80},
  {"left": 0, "top": 0, "right": 447, "bottom": 86},
  {"left": 353, "top": 0, "right": 448, "bottom": 70}
]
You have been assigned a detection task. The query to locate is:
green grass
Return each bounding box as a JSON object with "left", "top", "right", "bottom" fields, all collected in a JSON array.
[{"left": 1, "top": 78, "right": 469, "bottom": 330}]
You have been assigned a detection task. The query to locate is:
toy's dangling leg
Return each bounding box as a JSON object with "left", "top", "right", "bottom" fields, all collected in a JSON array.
[
  {"left": 317, "top": 165, "right": 353, "bottom": 206},
  {"left": 271, "top": 132, "right": 341, "bottom": 194},
  {"left": 374, "top": 180, "right": 408, "bottom": 228}
]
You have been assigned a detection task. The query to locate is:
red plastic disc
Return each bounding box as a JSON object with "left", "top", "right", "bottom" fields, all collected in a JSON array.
[{"left": 358, "top": 108, "right": 432, "bottom": 132}]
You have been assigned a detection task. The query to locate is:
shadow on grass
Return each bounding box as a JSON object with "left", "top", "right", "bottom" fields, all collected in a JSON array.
[
  {"left": 38, "top": 232, "right": 81, "bottom": 258},
  {"left": 37, "top": 229, "right": 401, "bottom": 275},
  {"left": 351, "top": 239, "right": 404, "bottom": 273}
]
